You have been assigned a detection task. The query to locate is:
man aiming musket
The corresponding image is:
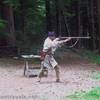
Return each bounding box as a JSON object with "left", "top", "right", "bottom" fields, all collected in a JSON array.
[
  {"left": 38, "top": 31, "right": 71, "bottom": 82},
  {"left": 38, "top": 31, "right": 90, "bottom": 82}
]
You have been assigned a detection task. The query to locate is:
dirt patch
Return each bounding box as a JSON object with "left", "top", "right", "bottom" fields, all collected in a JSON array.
[{"left": 0, "top": 55, "right": 99, "bottom": 100}]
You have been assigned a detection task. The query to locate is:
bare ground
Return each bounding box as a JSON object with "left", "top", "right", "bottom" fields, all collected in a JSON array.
[{"left": 0, "top": 53, "right": 100, "bottom": 100}]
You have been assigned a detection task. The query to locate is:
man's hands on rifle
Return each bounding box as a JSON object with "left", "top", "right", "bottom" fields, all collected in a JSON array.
[{"left": 64, "top": 37, "right": 72, "bottom": 43}]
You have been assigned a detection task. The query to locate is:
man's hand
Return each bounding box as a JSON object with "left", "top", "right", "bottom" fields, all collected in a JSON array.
[{"left": 64, "top": 37, "right": 71, "bottom": 42}]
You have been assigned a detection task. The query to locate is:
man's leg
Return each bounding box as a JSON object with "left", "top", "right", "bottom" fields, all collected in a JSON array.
[
  {"left": 54, "top": 65, "right": 60, "bottom": 82},
  {"left": 38, "top": 65, "right": 44, "bottom": 82}
]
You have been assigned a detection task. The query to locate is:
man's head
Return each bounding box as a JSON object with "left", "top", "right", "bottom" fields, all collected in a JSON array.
[{"left": 48, "top": 31, "right": 55, "bottom": 40}]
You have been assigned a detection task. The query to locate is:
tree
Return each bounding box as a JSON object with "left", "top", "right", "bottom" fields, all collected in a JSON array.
[
  {"left": 97, "top": 0, "right": 100, "bottom": 52},
  {"left": 45, "top": 0, "right": 52, "bottom": 32}
]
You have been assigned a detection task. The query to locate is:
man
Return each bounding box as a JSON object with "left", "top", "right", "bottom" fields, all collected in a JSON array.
[{"left": 38, "top": 31, "right": 71, "bottom": 82}]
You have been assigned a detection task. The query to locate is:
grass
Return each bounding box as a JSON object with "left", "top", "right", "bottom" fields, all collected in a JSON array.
[
  {"left": 91, "top": 71, "right": 100, "bottom": 80},
  {"left": 82, "top": 50, "right": 100, "bottom": 64},
  {"left": 56, "top": 48, "right": 100, "bottom": 64},
  {"left": 66, "top": 87, "right": 100, "bottom": 100},
  {"left": 86, "top": 51, "right": 100, "bottom": 80}
]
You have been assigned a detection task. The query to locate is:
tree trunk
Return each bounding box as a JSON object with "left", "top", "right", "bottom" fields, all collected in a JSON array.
[
  {"left": 55, "top": 0, "right": 64, "bottom": 36},
  {"left": 97, "top": 0, "right": 100, "bottom": 52},
  {"left": 19, "top": 0, "right": 28, "bottom": 47},
  {"left": 45, "top": 0, "right": 52, "bottom": 32},
  {"left": 77, "top": 0, "right": 82, "bottom": 48},
  {"left": 55, "top": 0, "right": 59, "bottom": 36},
  {"left": 90, "top": 0, "right": 96, "bottom": 50},
  {"left": 20, "top": 0, "right": 25, "bottom": 38},
  {"left": 3, "top": 5, "right": 16, "bottom": 46},
  {"left": 8, "top": 6, "right": 15, "bottom": 46}
]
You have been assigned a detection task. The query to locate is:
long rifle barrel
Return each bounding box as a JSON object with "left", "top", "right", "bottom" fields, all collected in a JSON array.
[{"left": 60, "top": 36, "right": 90, "bottom": 39}]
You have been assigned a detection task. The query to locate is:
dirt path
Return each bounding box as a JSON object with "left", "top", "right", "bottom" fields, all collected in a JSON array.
[{"left": 0, "top": 56, "right": 100, "bottom": 100}]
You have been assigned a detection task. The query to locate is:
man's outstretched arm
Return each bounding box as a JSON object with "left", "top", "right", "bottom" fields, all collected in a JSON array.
[{"left": 58, "top": 37, "right": 71, "bottom": 44}]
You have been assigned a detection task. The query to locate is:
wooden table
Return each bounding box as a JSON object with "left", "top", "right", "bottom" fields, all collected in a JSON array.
[{"left": 21, "top": 55, "right": 41, "bottom": 77}]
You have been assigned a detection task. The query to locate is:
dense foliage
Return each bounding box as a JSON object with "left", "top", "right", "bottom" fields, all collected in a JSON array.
[{"left": 0, "top": 0, "right": 100, "bottom": 53}]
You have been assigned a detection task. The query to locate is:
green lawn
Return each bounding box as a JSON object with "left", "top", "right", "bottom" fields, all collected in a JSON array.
[{"left": 66, "top": 87, "right": 100, "bottom": 100}]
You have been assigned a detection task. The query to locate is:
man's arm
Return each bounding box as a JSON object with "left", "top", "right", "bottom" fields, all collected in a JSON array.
[{"left": 58, "top": 37, "right": 71, "bottom": 44}]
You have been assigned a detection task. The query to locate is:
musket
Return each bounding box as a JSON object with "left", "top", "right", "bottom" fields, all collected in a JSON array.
[{"left": 59, "top": 36, "right": 90, "bottom": 39}]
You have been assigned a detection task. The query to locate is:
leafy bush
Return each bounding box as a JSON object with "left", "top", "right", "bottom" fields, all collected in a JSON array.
[
  {"left": 0, "top": 19, "right": 7, "bottom": 29},
  {"left": 3, "top": 0, "right": 20, "bottom": 9},
  {"left": 82, "top": 50, "right": 100, "bottom": 64}
]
